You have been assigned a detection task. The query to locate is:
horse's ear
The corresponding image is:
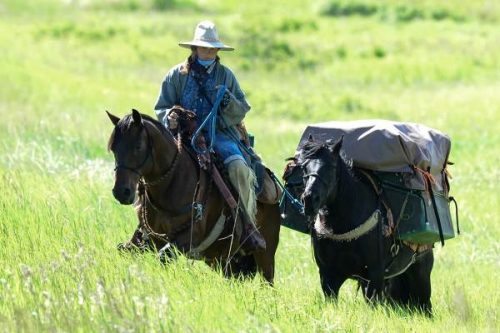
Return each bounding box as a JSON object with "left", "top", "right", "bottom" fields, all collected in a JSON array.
[
  {"left": 106, "top": 110, "right": 120, "bottom": 126},
  {"left": 308, "top": 134, "right": 314, "bottom": 142},
  {"left": 328, "top": 136, "right": 344, "bottom": 155},
  {"left": 131, "top": 109, "right": 142, "bottom": 125}
]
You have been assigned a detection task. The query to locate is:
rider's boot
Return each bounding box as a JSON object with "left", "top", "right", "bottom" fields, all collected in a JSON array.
[{"left": 227, "top": 159, "right": 266, "bottom": 253}]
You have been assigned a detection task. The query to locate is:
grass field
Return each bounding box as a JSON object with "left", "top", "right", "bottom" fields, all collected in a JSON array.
[{"left": 0, "top": 0, "right": 499, "bottom": 331}]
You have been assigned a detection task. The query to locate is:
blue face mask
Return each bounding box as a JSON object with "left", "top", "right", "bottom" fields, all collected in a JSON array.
[{"left": 197, "top": 58, "right": 216, "bottom": 67}]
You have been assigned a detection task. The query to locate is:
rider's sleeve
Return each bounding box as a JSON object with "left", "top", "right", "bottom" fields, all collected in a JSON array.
[
  {"left": 218, "top": 67, "right": 251, "bottom": 128},
  {"left": 154, "top": 65, "right": 184, "bottom": 126}
]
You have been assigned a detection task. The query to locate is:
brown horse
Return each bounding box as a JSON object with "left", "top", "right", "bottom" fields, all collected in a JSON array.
[{"left": 106, "top": 109, "right": 280, "bottom": 283}]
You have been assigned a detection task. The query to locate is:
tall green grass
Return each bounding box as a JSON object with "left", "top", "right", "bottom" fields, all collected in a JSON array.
[{"left": 1, "top": 0, "right": 499, "bottom": 331}]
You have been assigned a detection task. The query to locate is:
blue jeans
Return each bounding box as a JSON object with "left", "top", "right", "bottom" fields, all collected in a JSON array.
[{"left": 213, "top": 132, "right": 245, "bottom": 165}]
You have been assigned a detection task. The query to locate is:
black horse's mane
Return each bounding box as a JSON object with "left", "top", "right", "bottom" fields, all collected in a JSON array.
[
  {"left": 107, "top": 111, "right": 172, "bottom": 151},
  {"left": 299, "top": 139, "right": 354, "bottom": 174},
  {"left": 300, "top": 140, "right": 329, "bottom": 160}
]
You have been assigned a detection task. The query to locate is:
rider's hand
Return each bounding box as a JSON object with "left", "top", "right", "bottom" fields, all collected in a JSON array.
[
  {"left": 167, "top": 111, "right": 179, "bottom": 130},
  {"left": 221, "top": 91, "right": 231, "bottom": 108},
  {"left": 215, "top": 85, "right": 231, "bottom": 108}
]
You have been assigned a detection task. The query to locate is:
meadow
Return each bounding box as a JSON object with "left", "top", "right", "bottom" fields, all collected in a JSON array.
[{"left": 0, "top": 0, "right": 499, "bottom": 331}]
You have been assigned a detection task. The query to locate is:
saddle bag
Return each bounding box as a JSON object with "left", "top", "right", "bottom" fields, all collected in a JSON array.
[
  {"left": 280, "top": 120, "right": 460, "bottom": 243},
  {"left": 375, "top": 171, "right": 457, "bottom": 244}
]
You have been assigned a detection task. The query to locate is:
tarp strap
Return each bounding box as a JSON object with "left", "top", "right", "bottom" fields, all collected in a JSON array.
[
  {"left": 424, "top": 167, "right": 445, "bottom": 246},
  {"left": 449, "top": 196, "right": 460, "bottom": 235}
]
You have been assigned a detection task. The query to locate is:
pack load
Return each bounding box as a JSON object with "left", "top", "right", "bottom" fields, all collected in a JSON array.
[{"left": 282, "top": 119, "right": 458, "bottom": 245}]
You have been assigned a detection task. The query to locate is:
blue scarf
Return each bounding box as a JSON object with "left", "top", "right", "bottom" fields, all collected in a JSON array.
[{"left": 197, "top": 58, "right": 216, "bottom": 67}]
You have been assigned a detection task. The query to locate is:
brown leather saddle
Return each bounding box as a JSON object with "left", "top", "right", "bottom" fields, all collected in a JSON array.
[{"left": 169, "top": 105, "right": 281, "bottom": 205}]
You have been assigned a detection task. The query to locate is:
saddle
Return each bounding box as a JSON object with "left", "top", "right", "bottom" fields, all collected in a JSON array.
[{"left": 169, "top": 105, "right": 281, "bottom": 205}]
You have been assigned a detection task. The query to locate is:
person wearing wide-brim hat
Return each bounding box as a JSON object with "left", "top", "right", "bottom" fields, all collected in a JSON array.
[{"left": 154, "top": 20, "right": 266, "bottom": 252}]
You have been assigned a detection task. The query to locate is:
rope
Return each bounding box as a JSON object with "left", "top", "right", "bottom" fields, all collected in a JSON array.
[
  {"left": 190, "top": 85, "right": 227, "bottom": 154},
  {"left": 314, "top": 209, "right": 381, "bottom": 242},
  {"left": 269, "top": 171, "right": 304, "bottom": 214}
]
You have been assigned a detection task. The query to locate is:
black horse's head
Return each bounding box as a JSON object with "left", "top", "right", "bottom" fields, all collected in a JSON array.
[
  {"left": 107, "top": 109, "right": 153, "bottom": 205},
  {"left": 298, "top": 136, "right": 343, "bottom": 216}
]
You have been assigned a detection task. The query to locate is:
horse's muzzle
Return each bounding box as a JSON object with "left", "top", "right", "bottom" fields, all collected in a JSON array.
[
  {"left": 112, "top": 186, "right": 135, "bottom": 205},
  {"left": 302, "top": 191, "right": 320, "bottom": 217}
]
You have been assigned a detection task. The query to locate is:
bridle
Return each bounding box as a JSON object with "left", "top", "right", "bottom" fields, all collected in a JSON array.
[
  {"left": 113, "top": 123, "right": 180, "bottom": 188},
  {"left": 114, "top": 125, "right": 153, "bottom": 176},
  {"left": 301, "top": 158, "right": 336, "bottom": 190}
]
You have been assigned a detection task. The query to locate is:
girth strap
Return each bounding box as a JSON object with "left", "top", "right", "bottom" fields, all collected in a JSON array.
[{"left": 187, "top": 212, "right": 227, "bottom": 259}]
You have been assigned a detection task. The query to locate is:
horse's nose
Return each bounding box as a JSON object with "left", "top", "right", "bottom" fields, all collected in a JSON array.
[
  {"left": 112, "top": 186, "right": 134, "bottom": 204},
  {"left": 302, "top": 191, "right": 319, "bottom": 216}
]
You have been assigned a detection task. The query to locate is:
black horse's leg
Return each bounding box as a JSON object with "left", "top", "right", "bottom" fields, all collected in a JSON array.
[
  {"left": 363, "top": 226, "right": 386, "bottom": 303},
  {"left": 405, "top": 251, "right": 434, "bottom": 315},
  {"left": 386, "top": 251, "right": 434, "bottom": 316},
  {"left": 319, "top": 268, "right": 346, "bottom": 299},
  {"left": 385, "top": 274, "right": 410, "bottom": 305},
  {"left": 364, "top": 270, "right": 385, "bottom": 303}
]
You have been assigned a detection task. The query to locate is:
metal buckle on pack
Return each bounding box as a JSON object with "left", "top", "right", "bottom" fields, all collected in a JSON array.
[
  {"left": 192, "top": 203, "right": 204, "bottom": 223},
  {"left": 390, "top": 243, "right": 400, "bottom": 257}
]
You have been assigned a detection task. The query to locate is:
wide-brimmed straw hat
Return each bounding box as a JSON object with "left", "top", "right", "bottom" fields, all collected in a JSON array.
[{"left": 179, "top": 20, "right": 234, "bottom": 51}]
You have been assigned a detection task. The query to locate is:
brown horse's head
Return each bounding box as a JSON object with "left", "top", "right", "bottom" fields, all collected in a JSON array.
[{"left": 107, "top": 109, "right": 155, "bottom": 205}]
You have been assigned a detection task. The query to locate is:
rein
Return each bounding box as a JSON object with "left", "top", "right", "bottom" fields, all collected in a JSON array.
[{"left": 190, "top": 85, "right": 226, "bottom": 154}]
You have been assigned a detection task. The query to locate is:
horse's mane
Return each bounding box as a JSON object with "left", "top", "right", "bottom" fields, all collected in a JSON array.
[
  {"left": 299, "top": 139, "right": 354, "bottom": 173},
  {"left": 107, "top": 112, "right": 173, "bottom": 151},
  {"left": 300, "top": 140, "right": 328, "bottom": 160}
]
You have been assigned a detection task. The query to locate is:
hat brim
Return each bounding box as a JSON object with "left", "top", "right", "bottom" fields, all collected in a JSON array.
[{"left": 179, "top": 40, "right": 234, "bottom": 51}]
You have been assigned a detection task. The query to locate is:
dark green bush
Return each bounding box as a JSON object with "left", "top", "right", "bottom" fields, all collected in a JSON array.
[
  {"left": 321, "top": 1, "right": 378, "bottom": 17},
  {"left": 395, "top": 5, "right": 424, "bottom": 22},
  {"left": 373, "top": 46, "right": 386, "bottom": 58}
]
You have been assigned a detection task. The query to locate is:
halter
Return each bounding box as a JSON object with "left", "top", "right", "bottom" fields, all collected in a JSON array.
[
  {"left": 114, "top": 126, "right": 153, "bottom": 177},
  {"left": 301, "top": 158, "right": 337, "bottom": 191},
  {"left": 114, "top": 123, "right": 180, "bottom": 188}
]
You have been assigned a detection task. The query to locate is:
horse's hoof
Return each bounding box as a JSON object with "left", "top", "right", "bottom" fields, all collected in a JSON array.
[
  {"left": 117, "top": 242, "right": 132, "bottom": 251},
  {"left": 117, "top": 242, "right": 148, "bottom": 253},
  {"left": 158, "top": 243, "right": 177, "bottom": 264}
]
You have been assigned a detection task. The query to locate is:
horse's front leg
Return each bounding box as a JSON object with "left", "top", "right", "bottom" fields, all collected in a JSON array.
[
  {"left": 402, "top": 251, "right": 434, "bottom": 316},
  {"left": 364, "top": 264, "right": 385, "bottom": 303},
  {"left": 319, "top": 268, "right": 346, "bottom": 300},
  {"left": 158, "top": 242, "right": 179, "bottom": 264},
  {"left": 363, "top": 275, "right": 384, "bottom": 303}
]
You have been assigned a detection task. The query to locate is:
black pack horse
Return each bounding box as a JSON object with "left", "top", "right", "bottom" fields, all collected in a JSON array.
[{"left": 291, "top": 137, "right": 434, "bottom": 314}]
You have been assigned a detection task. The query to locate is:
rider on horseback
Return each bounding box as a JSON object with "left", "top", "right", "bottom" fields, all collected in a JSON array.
[{"left": 154, "top": 20, "right": 266, "bottom": 252}]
